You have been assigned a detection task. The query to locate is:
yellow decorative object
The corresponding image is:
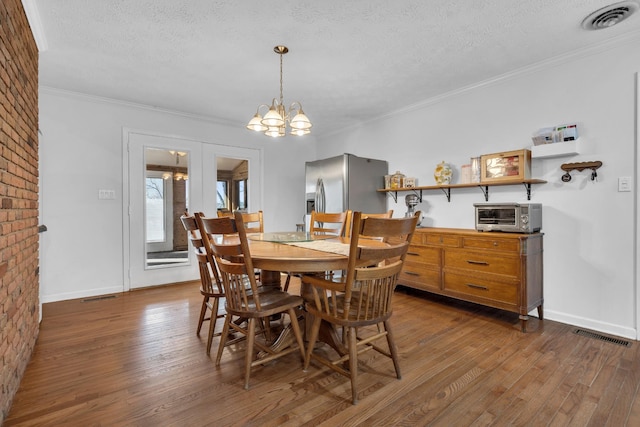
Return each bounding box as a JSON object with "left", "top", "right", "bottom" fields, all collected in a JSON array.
[
  {"left": 390, "top": 171, "right": 405, "bottom": 189},
  {"left": 434, "top": 161, "right": 452, "bottom": 185}
]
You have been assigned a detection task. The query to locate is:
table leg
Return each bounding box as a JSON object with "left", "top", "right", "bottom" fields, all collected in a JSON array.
[
  {"left": 300, "top": 279, "right": 347, "bottom": 356},
  {"left": 315, "top": 317, "right": 346, "bottom": 355},
  {"left": 260, "top": 270, "right": 282, "bottom": 289},
  {"left": 257, "top": 277, "right": 348, "bottom": 358},
  {"left": 261, "top": 311, "right": 347, "bottom": 357}
]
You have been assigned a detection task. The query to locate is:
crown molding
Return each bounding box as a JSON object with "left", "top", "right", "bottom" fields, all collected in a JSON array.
[
  {"left": 391, "top": 28, "right": 640, "bottom": 116},
  {"left": 21, "top": 0, "right": 48, "bottom": 52},
  {"left": 320, "top": 28, "right": 640, "bottom": 140},
  {"left": 39, "top": 86, "right": 239, "bottom": 127}
]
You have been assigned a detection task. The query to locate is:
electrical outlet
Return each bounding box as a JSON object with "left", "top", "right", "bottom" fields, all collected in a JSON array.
[
  {"left": 98, "top": 189, "right": 116, "bottom": 200},
  {"left": 618, "top": 177, "right": 632, "bottom": 192}
]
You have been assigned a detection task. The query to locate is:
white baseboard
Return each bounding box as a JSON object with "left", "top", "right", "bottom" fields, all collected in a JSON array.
[
  {"left": 544, "top": 309, "right": 637, "bottom": 341},
  {"left": 40, "top": 285, "right": 124, "bottom": 304}
]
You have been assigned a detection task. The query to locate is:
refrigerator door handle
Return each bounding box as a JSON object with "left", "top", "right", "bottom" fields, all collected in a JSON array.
[{"left": 316, "top": 178, "right": 326, "bottom": 213}]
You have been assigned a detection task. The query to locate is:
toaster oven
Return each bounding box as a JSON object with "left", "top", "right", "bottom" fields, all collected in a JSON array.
[{"left": 474, "top": 203, "right": 542, "bottom": 233}]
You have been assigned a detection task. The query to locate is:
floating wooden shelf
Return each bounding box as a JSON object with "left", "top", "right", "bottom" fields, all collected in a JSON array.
[
  {"left": 378, "top": 179, "right": 547, "bottom": 202},
  {"left": 531, "top": 139, "right": 581, "bottom": 158}
]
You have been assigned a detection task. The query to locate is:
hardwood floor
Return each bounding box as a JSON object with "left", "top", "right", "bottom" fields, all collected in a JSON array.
[{"left": 6, "top": 278, "right": 640, "bottom": 426}]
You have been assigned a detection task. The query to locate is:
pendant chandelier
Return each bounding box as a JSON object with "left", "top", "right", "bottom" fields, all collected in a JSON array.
[{"left": 246, "top": 45, "right": 312, "bottom": 137}]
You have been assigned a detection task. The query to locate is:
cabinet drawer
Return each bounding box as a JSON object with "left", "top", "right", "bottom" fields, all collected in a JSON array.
[
  {"left": 444, "top": 272, "right": 517, "bottom": 304},
  {"left": 462, "top": 237, "right": 520, "bottom": 252},
  {"left": 405, "top": 245, "right": 441, "bottom": 265},
  {"left": 424, "top": 234, "right": 461, "bottom": 247},
  {"left": 444, "top": 250, "right": 520, "bottom": 277},
  {"left": 399, "top": 262, "right": 441, "bottom": 291}
]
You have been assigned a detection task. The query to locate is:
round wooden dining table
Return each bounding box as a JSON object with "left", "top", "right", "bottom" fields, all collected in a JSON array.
[
  {"left": 247, "top": 233, "right": 349, "bottom": 286},
  {"left": 246, "top": 232, "right": 351, "bottom": 354}
]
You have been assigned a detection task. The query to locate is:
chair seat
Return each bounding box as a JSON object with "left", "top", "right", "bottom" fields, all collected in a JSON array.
[{"left": 225, "top": 291, "right": 303, "bottom": 319}]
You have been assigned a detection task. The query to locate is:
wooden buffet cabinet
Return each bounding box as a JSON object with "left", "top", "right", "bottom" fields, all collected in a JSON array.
[{"left": 399, "top": 227, "right": 543, "bottom": 332}]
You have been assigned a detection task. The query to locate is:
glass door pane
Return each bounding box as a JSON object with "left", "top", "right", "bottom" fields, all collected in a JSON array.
[
  {"left": 146, "top": 174, "right": 167, "bottom": 243},
  {"left": 145, "top": 148, "right": 189, "bottom": 268}
]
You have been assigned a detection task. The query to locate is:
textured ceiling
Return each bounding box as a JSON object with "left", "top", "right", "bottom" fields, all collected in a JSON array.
[{"left": 34, "top": 0, "right": 640, "bottom": 137}]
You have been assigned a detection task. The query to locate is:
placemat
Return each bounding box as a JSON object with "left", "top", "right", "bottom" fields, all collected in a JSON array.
[{"left": 284, "top": 240, "right": 350, "bottom": 256}]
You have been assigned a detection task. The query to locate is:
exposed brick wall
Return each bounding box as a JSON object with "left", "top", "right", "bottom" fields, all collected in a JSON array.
[{"left": 0, "top": 0, "right": 40, "bottom": 423}]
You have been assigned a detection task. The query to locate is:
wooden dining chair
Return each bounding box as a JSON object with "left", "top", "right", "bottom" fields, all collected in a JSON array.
[
  {"left": 309, "top": 210, "right": 351, "bottom": 236},
  {"left": 240, "top": 210, "right": 264, "bottom": 234},
  {"left": 204, "top": 211, "right": 306, "bottom": 390},
  {"left": 301, "top": 210, "right": 421, "bottom": 404},
  {"left": 216, "top": 210, "right": 264, "bottom": 235},
  {"left": 283, "top": 210, "right": 351, "bottom": 292},
  {"left": 180, "top": 213, "right": 225, "bottom": 354},
  {"left": 344, "top": 209, "right": 393, "bottom": 238},
  {"left": 240, "top": 211, "right": 265, "bottom": 282}
]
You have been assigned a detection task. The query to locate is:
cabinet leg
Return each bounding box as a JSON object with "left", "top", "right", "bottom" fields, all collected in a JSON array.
[
  {"left": 519, "top": 315, "right": 528, "bottom": 333},
  {"left": 537, "top": 305, "right": 544, "bottom": 320}
]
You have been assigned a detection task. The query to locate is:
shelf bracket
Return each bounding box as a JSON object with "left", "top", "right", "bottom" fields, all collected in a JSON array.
[
  {"left": 385, "top": 189, "right": 422, "bottom": 204},
  {"left": 523, "top": 183, "right": 532, "bottom": 200},
  {"left": 479, "top": 185, "right": 489, "bottom": 201},
  {"left": 439, "top": 187, "right": 451, "bottom": 202}
]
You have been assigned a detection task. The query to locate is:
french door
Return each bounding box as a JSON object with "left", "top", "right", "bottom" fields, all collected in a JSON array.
[{"left": 123, "top": 129, "right": 262, "bottom": 290}]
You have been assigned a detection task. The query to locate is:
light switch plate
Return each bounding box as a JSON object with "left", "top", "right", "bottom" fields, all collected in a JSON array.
[
  {"left": 98, "top": 189, "right": 116, "bottom": 200},
  {"left": 618, "top": 177, "right": 632, "bottom": 192}
]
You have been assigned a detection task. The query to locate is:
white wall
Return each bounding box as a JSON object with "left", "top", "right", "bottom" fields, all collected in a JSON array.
[
  {"left": 40, "top": 34, "right": 638, "bottom": 339},
  {"left": 317, "top": 36, "right": 640, "bottom": 339},
  {"left": 38, "top": 90, "right": 316, "bottom": 302}
]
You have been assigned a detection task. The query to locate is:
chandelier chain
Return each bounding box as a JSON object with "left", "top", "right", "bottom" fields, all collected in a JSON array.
[{"left": 279, "top": 52, "right": 284, "bottom": 106}]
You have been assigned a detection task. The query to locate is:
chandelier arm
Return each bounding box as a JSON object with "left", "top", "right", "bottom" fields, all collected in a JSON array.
[
  {"left": 255, "top": 103, "right": 271, "bottom": 114},
  {"left": 287, "top": 101, "right": 304, "bottom": 114}
]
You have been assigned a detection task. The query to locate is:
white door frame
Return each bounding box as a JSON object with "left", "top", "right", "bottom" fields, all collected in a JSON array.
[
  {"left": 635, "top": 72, "right": 640, "bottom": 339},
  {"left": 122, "top": 128, "right": 263, "bottom": 290}
]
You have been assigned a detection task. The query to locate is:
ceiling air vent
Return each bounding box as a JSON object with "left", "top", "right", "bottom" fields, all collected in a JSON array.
[{"left": 582, "top": 1, "right": 639, "bottom": 30}]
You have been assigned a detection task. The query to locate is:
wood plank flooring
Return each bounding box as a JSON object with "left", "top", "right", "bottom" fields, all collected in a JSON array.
[{"left": 5, "top": 278, "right": 640, "bottom": 426}]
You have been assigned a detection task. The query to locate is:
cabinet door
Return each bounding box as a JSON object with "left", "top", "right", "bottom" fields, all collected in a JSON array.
[
  {"left": 444, "top": 249, "right": 520, "bottom": 278},
  {"left": 399, "top": 245, "right": 441, "bottom": 291},
  {"left": 424, "top": 234, "right": 461, "bottom": 247},
  {"left": 462, "top": 237, "right": 520, "bottom": 253},
  {"left": 443, "top": 272, "right": 518, "bottom": 307}
]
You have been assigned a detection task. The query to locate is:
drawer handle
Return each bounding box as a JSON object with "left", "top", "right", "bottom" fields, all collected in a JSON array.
[
  {"left": 407, "top": 252, "right": 420, "bottom": 256},
  {"left": 466, "top": 260, "right": 489, "bottom": 265},
  {"left": 466, "top": 283, "right": 488, "bottom": 291},
  {"left": 404, "top": 271, "right": 420, "bottom": 276}
]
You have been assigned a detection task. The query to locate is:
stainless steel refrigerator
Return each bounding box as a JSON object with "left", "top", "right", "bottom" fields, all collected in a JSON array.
[{"left": 305, "top": 154, "right": 388, "bottom": 229}]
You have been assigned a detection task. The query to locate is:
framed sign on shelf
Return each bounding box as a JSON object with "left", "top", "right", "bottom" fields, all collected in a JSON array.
[{"left": 480, "top": 149, "right": 532, "bottom": 183}]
